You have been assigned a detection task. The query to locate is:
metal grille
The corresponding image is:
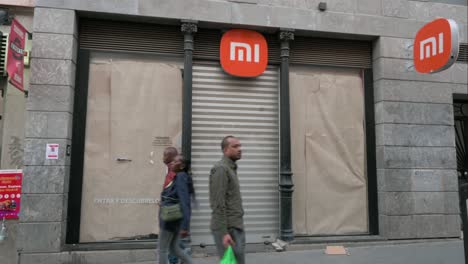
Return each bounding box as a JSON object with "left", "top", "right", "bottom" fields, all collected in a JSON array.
[
  {"left": 458, "top": 43, "right": 468, "bottom": 63},
  {"left": 453, "top": 99, "right": 468, "bottom": 260},
  {"left": 0, "top": 33, "right": 9, "bottom": 76},
  {"left": 190, "top": 61, "right": 279, "bottom": 245},
  {"left": 455, "top": 117, "right": 467, "bottom": 179},
  {"left": 454, "top": 101, "right": 468, "bottom": 180},
  {"left": 79, "top": 19, "right": 184, "bottom": 56},
  {"left": 290, "top": 36, "right": 372, "bottom": 68}
]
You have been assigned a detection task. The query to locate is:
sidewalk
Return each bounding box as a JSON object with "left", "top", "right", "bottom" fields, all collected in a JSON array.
[{"left": 130, "top": 239, "right": 464, "bottom": 264}]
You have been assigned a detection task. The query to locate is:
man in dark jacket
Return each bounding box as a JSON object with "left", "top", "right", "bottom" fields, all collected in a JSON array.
[{"left": 209, "top": 135, "right": 245, "bottom": 264}]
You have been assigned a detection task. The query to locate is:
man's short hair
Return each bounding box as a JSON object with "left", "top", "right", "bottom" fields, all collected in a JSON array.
[{"left": 221, "top": 136, "right": 236, "bottom": 151}]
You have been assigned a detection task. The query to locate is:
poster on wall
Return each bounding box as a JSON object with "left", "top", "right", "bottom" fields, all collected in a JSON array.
[
  {"left": 46, "top": 143, "right": 59, "bottom": 160},
  {"left": 0, "top": 170, "right": 22, "bottom": 219},
  {"left": 7, "top": 18, "right": 27, "bottom": 91}
]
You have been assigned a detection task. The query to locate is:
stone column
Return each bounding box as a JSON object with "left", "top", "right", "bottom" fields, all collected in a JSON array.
[
  {"left": 278, "top": 29, "right": 294, "bottom": 242},
  {"left": 181, "top": 21, "right": 197, "bottom": 163},
  {"left": 17, "top": 7, "right": 77, "bottom": 257}
]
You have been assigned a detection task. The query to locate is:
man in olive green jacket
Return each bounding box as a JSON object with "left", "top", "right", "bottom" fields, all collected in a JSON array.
[{"left": 209, "top": 135, "right": 245, "bottom": 264}]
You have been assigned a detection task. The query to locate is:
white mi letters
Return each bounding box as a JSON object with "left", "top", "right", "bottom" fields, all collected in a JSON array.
[
  {"left": 230, "top": 42, "right": 260, "bottom": 63},
  {"left": 420, "top": 33, "right": 444, "bottom": 60}
]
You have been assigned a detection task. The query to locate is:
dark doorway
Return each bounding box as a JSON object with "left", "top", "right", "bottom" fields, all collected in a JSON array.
[{"left": 453, "top": 94, "right": 468, "bottom": 264}]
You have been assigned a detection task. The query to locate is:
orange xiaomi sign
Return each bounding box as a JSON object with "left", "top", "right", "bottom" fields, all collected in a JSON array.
[
  {"left": 220, "top": 29, "right": 268, "bottom": 77},
  {"left": 414, "top": 18, "right": 459, "bottom": 74}
]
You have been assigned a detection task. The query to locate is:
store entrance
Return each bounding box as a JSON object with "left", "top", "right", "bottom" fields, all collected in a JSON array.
[
  {"left": 79, "top": 52, "right": 183, "bottom": 242},
  {"left": 290, "top": 66, "right": 369, "bottom": 236}
]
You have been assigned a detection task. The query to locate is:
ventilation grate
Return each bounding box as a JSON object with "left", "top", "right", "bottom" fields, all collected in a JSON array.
[
  {"left": 290, "top": 36, "right": 372, "bottom": 69},
  {"left": 0, "top": 33, "right": 9, "bottom": 76},
  {"left": 79, "top": 19, "right": 184, "bottom": 56},
  {"left": 458, "top": 43, "right": 468, "bottom": 63}
]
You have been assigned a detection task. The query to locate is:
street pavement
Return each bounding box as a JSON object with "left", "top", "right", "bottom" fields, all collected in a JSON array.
[{"left": 127, "top": 239, "right": 464, "bottom": 264}]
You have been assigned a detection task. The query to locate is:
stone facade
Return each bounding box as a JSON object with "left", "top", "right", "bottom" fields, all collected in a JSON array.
[
  {"left": 18, "top": 7, "right": 77, "bottom": 259},
  {"left": 17, "top": 0, "right": 468, "bottom": 263}
]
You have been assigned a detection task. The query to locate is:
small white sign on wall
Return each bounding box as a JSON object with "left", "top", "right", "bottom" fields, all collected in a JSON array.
[{"left": 46, "top": 144, "right": 59, "bottom": 160}]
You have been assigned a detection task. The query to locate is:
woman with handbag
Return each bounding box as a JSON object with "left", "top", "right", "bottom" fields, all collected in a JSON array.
[{"left": 159, "top": 155, "right": 194, "bottom": 264}]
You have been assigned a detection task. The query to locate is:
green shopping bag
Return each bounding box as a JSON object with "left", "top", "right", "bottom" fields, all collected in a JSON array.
[{"left": 220, "top": 246, "right": 237, "bottom": 264}]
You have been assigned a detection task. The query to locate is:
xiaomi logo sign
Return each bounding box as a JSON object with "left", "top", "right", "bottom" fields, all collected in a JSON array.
[
  {"left": 220, "top": 29, "right": 268, "bottom": 77},
  {"left": 414, "top": 18, "right": 459, "bottom": 74}
]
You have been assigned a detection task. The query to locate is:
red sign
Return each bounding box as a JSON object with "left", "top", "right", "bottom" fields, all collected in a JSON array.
[
  {"left": 220, "top": 29, "right": 268, "bottom": 77},
  {"left": 0, "top": 170, "right": 22, "bottom": 219},
  {"left": 414, "top": 18, "right": 459, "bottom": 74},
  {"left": 7, "top": 19, "right": 27, "bottom": 91}
]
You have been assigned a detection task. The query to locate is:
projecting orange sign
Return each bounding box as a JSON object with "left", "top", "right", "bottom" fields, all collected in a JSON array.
[
  {"left": 414, "top": 18, "right": 459, "bottom": 74},
  {"left": 220, "top": 29, "right": 268, "bottom": 77}
]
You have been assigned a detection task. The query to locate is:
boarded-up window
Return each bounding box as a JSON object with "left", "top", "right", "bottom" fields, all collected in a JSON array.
[
  {"left": 79, "top": 52, "right": 183, "bottom": 242},
  {"left": 290, "top": 66, "right": 368, "bottom": 235}
]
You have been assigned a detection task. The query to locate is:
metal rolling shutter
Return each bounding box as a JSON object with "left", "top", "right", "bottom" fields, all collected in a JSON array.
[
  {"left": 79, "top": 19, "right": 184, "bottom": 56},
  {"left": 190, "top": 61, "right": 279, "bottom": 245},
  {"left": 290, "top": 36, "right": 372, "bottom": 68}
]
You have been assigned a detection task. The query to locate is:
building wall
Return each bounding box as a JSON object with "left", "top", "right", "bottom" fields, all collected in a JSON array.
[
  {"left": 374, "top": 42, "right": 466, "bottom": 238},
  {"left": 17, "top": 6, "right": 76, "bottom": 259},
  {"left": 17, "top": 0, "right": 468, "bottom": 263},
  {"left": 370, "top": 1, "right": 466, "bottom": 239},
  {"left": 0, "top": 6, "right": 33, "bottom": 264},
  {"left": 0, "top": 0, "right": 34, "bottom": 7}
]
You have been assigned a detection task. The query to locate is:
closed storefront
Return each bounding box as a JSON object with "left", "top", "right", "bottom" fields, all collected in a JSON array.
[
  {"left": 69, "top": 18, "right": 376, "bottom": 244},
  {"left": 190, "top": 61, "right": 280, "bottom": 244},
  {"left": 74, "top": 20, "right": 284, "bottom": 244},
  {"left": 291, "top": 66, "right": 368, "bottom": 235},
  {"left": 288, "top": 38, "right": 374, "bottom": 236},
  {"left": 79, "top": 53, "right": 183, "bottom": 242},
  {"left": 71, "top": 20, "right": 185, "bottom": 242},
  {"left": 75, "top": 18, "right": 373, "bottom": 243}
]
